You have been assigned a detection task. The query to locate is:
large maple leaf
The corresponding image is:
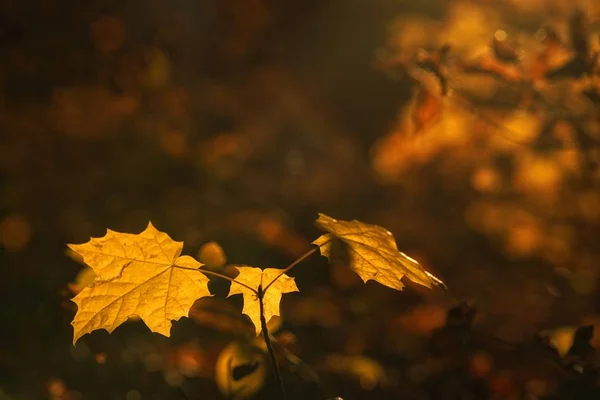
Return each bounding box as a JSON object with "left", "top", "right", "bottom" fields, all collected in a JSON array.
[
  {"left": 228, "top": 267, "right": 298, "bottom": 335},
  {"left": 69, "top": 222, "right": 211, "bottom": 343},
  {"left": 313, "top": 213, "right": 444, "bottom": 291}
]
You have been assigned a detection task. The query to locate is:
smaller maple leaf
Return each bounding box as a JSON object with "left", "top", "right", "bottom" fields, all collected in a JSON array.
[
  {"left": 313, "top": 213, "right": 445, "bottom": 291},
  {"left": 228, "top": 267, "right": 298, "bottom": 335},
  {"left": 69, "top": 222, "right": 211, "bottom": 343}
]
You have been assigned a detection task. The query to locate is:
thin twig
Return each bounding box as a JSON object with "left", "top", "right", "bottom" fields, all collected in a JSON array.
[
  {"left": 173, "top": 265, "right": 257, "bottom": 294},
  {"left": 258, "top": 285, "right": 286, "bottom": 400},
  {"left": 263, "top": 241, "right": 329, "bottom": 292}
]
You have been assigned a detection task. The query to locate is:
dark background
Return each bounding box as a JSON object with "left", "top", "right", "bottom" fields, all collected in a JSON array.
[{"left": 1, "top": 0, "right": 599, "bottom": 399}]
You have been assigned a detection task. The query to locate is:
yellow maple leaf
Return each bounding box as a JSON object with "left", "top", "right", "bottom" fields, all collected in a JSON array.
[
  {"left": 228, "top": 267, "right": 298, "bottom": 335},
  {"left": 313, "top": 213, "right": 444, "bottom": 291},
  {"left": 68, "top": 222, "right": 211, "bottom": 344}
]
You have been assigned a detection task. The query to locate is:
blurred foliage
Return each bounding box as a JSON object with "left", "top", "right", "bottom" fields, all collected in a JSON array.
[
  {"left": 373, "top": 0, "right": 600, "bottom": 298},
  {"left": 1, "top": 0, "right": 600, "bottom": 399}
]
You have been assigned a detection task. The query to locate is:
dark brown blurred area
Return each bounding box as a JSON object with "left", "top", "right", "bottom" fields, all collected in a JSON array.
[{"left": 1, "top": 0, "right": 600, "bottom": 399}]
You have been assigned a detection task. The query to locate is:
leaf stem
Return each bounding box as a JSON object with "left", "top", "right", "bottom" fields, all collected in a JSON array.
[
  {"left": 263, "top": 241, "right": 329, "bottom": 292},
  {"left": 173, "top": 265, "right": 258, "bottom": 294},
  {"left": 258, "top": 285, "right": 286, "bottom": 400}
]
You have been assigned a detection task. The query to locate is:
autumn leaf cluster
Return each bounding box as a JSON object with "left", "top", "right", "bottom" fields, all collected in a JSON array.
[{"left": 68, "top": 214, "right": 443, "bottom": 343}]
